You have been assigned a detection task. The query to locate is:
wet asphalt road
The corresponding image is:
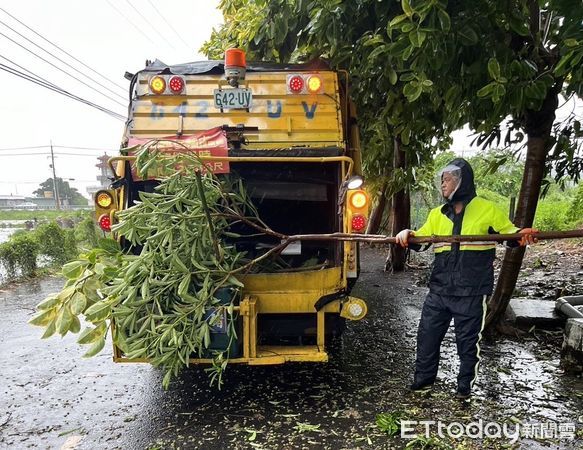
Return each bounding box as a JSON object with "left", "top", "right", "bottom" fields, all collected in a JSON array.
[{"left": 1, "top": 247, "right": 582, "bottom": 449}]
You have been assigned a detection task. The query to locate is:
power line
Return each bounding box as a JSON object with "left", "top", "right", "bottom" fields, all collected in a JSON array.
[
  {"left": 146, "top": 0, "right": 191, "bottom": 50},
  {"left": 0, "top": 6, "right": 127, "bottom": 92},
  {"left": 54, "top": 152, "right": 108, "bottom": 156},
  {"left": 125, "top": 0, "right": 175, "bottom": 49},
  {"left": 0, "top": 145, "right": 48, "bottom": 151},
  {"left": 0, "top": 146, "right": 111, "bottom": 152},
  {"left": 0, "top": 61, "right": 125, "bottom": 120},
  {"left": 0, "top": 30, "right": 127, "bottom": 107},
  {"left": 0, "top": 152, "right": 104, "bottom": 157},
  {"left": 0, "top": 55, "right": 125, "bottom": 119},
  {"left": 0, "top": 180, "right": 97, "bottom": 183},
  {"left": 0, "top": 17, "right": 127, "bottom": 101},
  {"left": 0, "top": 153, "right": 55, "bottom": 156},
  {"left": 0, "top": 52, "right": 60, "bottom": 90},
  {"left": 0, "top": 144, "right": 117, "bottom": 152},
  {"left": 105, "top": 0, "right": 156, "bottom": 45},
  {"left": 54, "top": 145, "right": 117, "bottom": 152},
  {"left": 0, "top": 60, "right": 126, "bottom": 120}
]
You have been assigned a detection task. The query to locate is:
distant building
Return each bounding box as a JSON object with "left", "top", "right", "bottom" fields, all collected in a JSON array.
[
  {"left": 27, "top": 197, "right": 57, "bottom": 208},
  {"left": 0, "top": 195, "right": 26, "bottom": 207}
]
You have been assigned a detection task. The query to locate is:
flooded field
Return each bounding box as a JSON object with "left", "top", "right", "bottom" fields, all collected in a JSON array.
[{"left": 0, "top": 220, "right": 26, "bottom": 243}]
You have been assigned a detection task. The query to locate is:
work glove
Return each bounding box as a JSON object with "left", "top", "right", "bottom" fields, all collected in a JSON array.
[
  {"left": 395, "top": 229, "right": 415, "bottom": 248},
  {"left": 518, "top": 227, "right": 539, "bottom": 246}
]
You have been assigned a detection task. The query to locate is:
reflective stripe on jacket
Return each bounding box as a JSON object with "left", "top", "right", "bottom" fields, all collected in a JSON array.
[{"left": 415, "top": 197, "right": 519, "bottom": 296}]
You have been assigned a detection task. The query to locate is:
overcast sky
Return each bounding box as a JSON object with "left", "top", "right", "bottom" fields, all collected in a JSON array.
[{"left": 0, "top": 0, "right": 222, "bottom": 198}]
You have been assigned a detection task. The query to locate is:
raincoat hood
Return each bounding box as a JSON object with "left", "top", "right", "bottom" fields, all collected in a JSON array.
[{"left": 442, "top": 158, "right": 476, "bottom": 205}]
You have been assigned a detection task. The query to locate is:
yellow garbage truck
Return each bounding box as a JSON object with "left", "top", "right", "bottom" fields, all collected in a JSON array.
[{"left": 95, "top": 50, "right": 370, "bottom": 365}]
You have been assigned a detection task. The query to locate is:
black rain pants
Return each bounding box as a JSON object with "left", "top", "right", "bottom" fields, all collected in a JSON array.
[{"left": 414, "top": 292, "right": 486, "bottom": 390}]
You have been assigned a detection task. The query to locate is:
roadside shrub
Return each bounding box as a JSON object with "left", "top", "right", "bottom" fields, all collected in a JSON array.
[
  {"left": 0, "top": 233, "right": 39, "bottom": 278},
  {"left": 567, "top": 183, "right": 583, "bottom": 227},
  {"left": 74, "top": 214, "right": 99, "bottom": 248},
  {"left": 534, "top": 200, "right": 571, "bottom": 231},
  {"left": 34, "top": 222, "right": 78, "bottom": 264}
]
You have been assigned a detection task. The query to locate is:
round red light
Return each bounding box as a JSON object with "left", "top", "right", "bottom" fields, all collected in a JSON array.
[
  {"left": 289, "top": 75, "right": 304, "bottom": 93},
  {"left": 98, "top": 214, "right": 111, "bottom": 232},
  {"left": 168, "top": 76, "right": 184, "bottom": 93},
  {"left": 351, "top": 214, "right": 366, "bottom": 232}
]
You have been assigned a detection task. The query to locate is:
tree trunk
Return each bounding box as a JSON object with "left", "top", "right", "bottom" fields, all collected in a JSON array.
[
  {"left": 366, "top": 180, "right": 389, "bottom": 235},
  {"left": 485, "top": 87, "right": 559, "bottom": 329},
  {"left": 387, "top": 137, "right": 410, "bottom": 272}
]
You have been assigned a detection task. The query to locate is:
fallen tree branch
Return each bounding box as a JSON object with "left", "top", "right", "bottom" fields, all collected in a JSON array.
[{"left": 238, "top": 229, "right": 583, "bottom": 245}]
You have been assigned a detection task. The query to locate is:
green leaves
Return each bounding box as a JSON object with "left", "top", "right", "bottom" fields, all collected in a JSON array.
[
  {"left": 376, "top": 411, "right": 405, "bottom": 436},
  {"left": 388, "top": 67, "right": 398, "bottom": 85},
  {"left": 83, "top": 338, "right": 106, "bottom": 358},
  {"left": 29, "top": 309, "right": 56, "bottom": 327},
  {"left": 458, "top": 25, "right": 478, "bottom": 46},
  {"left": 70, "top": 292, "right": 87, "bottom": 315},
  {"left": 84, "top": 301, "right": 112, "bottom": 322},
  {"left": 32, "top": 149, "right": 257, "bottom": 389},
  {"left": 62, "top": 261, "right": 87, "bottom": 279},
  {"left": 98, "top": 238, "right": 121, "bottom": 254},
  {"left": 564, "top": 38, "right": 579, "bottom": 48},
  {"left": 401, "top": 0, "right": 413, "bottom": 17},
  {"left": 487, "top": 58, "right": 501, "bottom": 80},
  {"left": 36, "top": 295, "right": 60, "bottom": 311},
  {"left": 408, "top": 29, "right": 426, "bottom": 48},
  {"left": 437, "top": 9, "right": 450, "bottom": 32},
  {"left": 56, "top": 306, "right": 74, "bottom": 336},
  {"left": 78, "top": 322, "right": 107, "bottom": 344},
  {"left": 403, "top": 82, "right": 423, "bottom": 102}
]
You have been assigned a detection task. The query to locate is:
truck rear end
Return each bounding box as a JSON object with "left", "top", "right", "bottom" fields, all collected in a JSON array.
[{"left": 97, "top": 52, "right": 369, "bottom": 365}]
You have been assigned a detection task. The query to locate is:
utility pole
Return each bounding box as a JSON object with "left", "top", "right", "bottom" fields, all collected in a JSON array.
[{"left": 50, "top": 140, "right": 61, "bottom": 210}]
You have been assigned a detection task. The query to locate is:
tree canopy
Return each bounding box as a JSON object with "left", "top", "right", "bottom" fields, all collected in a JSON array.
[{"left": 33, "top": 178, "right": 87, "bottom": 206}]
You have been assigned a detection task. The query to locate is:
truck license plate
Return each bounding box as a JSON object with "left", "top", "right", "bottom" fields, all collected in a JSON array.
[{"left": 214, "top": 88, "right": 252, "bottom": 109}]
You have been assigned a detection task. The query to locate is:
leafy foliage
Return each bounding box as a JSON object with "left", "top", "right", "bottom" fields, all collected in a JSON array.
[
  {"left": 533, "top": 199, "right": 571, "bottom": 231},
  {"left": 0, "top": 232, "right": 39, "bottom": 278},
  {"left": 383, "top": 0, "right": 583, "bottom": 181},
  {"left": 376, "top": 411, "right": 405, "bottom": 437},
  {"left": 35, "top": 222, "right": 78, "bottom": 264},
  {"left": 29, "top": 148, "right": 266, "bottom": 389},
  {"left": 567, "top": 182, "right": 583, "bottom": 226},
  {"left": 74, "top": 213, "right": 100, "bottom": 249}
]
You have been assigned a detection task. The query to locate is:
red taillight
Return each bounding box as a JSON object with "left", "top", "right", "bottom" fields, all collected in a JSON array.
[
  {"left": 351, "top": 214, "right": 366, "bottom": 232},
  {"left": 168, "top": 76, "right": 184, "bottom": 93},
  {"left": 288, "top": 75, "right": 304, "bottom": 93},
  {"left": 98, "top": 214, "right": 111, "bottom": 232}
]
